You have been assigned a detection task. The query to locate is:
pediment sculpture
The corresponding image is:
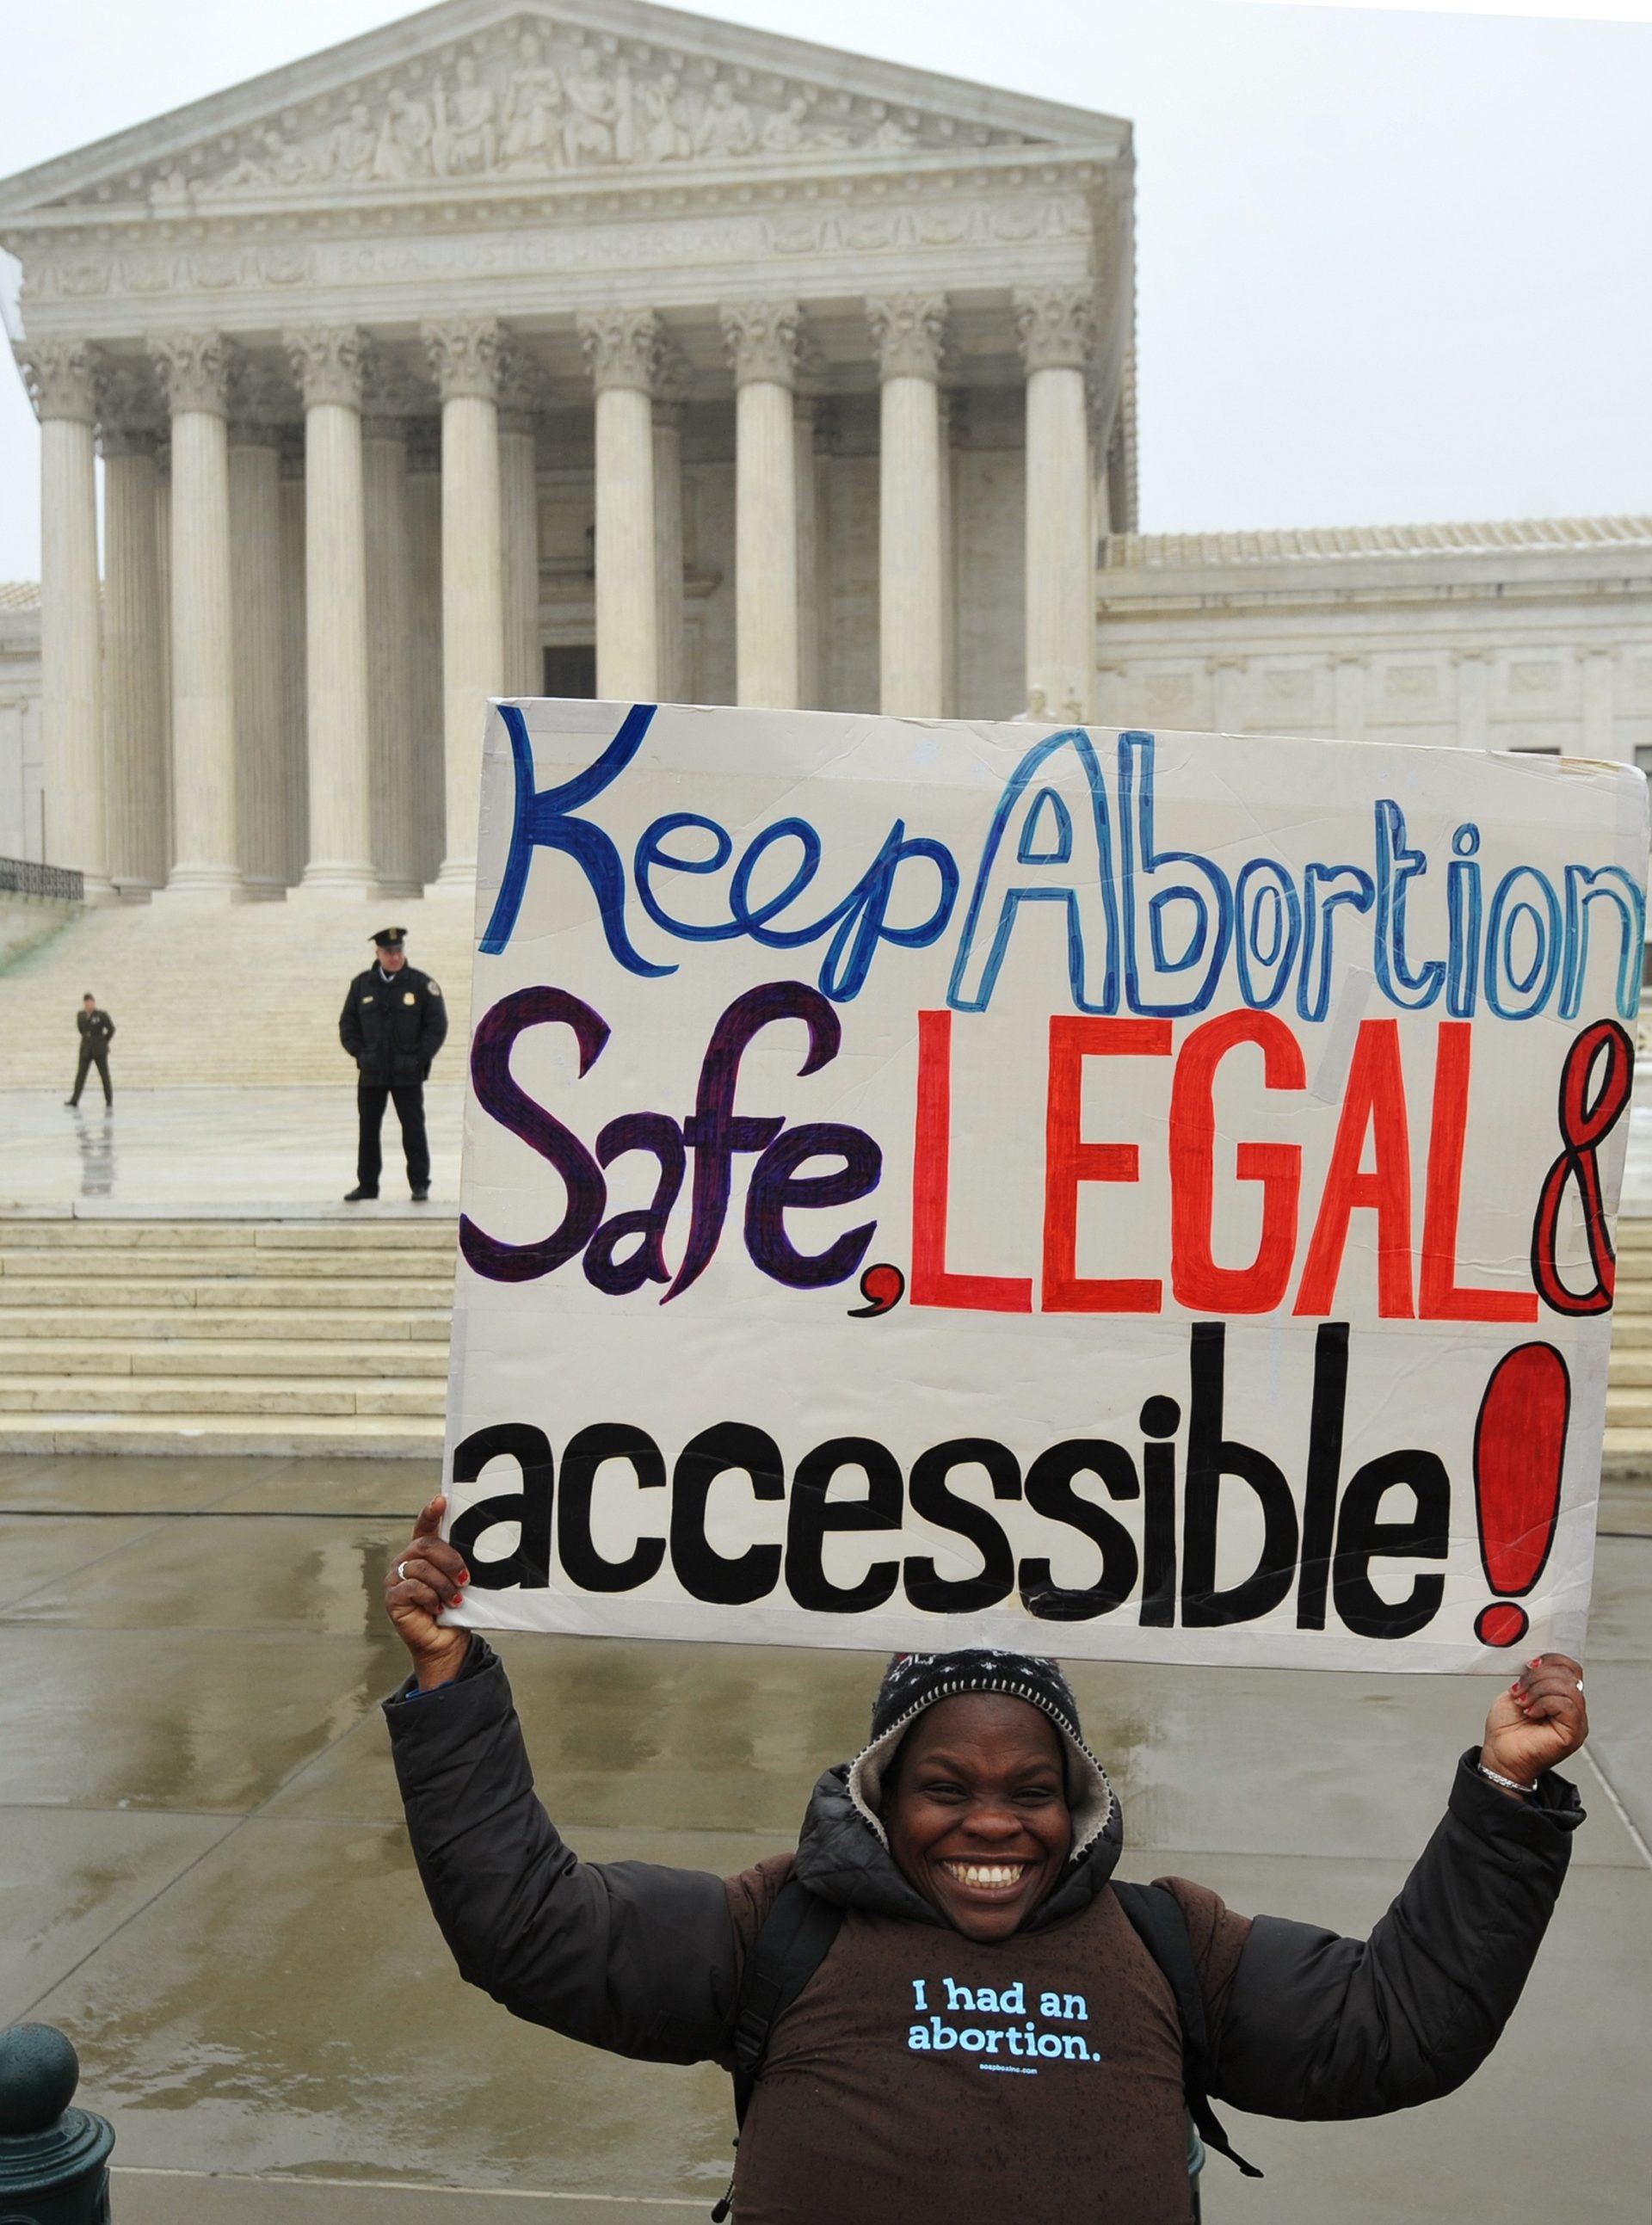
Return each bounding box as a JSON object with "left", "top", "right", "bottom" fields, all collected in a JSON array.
[{"left": 184, "top": 17, "right": 1036, "bottom": 203}]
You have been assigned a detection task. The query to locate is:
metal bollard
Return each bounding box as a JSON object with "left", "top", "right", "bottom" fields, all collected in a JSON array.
[{"left": 0, "top": 2025, "right": 114, "bottom": 2223}]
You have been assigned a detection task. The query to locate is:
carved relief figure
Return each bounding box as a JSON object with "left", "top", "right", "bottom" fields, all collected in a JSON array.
[
  {"left": 561, "top": 46, "right": 618, "bottom": 166},
  {"left": 636, "top": 70, "right": 693, "bottom": 163},
  {"left": 373, "top": 89, "right": 435, "bottom": 182},
  {"left": 332, "top": 102, "right": 379, "bottom": 186},
  {"left": 694, "top": 79, "right": 756, "bottom": 159},
  {"left": 502, "top": 31, "right": 564, "bottom": 167},
  {"left": 433, "top": 57, "right": 499, "bottom": 177}
]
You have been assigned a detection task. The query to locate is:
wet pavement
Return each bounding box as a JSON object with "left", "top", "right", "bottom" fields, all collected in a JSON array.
[
  {"left": 0, "top": 1088, "right": 464, "bottom": 1213},
  {"left": 1, "top": 1453, "right": 1649, "bottom": 2222}
]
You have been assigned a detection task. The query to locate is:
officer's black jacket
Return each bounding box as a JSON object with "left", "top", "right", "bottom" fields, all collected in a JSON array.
[
  {"left": 77, "top": 1008, "right": 115, "bottom": 1047},
  {"left": 339, "top": 965, "right": 448, "bottom": 1086}
]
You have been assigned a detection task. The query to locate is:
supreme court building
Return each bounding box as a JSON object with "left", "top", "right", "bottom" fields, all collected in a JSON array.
[{"left": 2, "top": 0, "right": 1649, "bottom": 903}]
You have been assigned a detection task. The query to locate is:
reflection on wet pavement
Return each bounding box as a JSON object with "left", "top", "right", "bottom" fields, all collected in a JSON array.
[
  {"left": 0, "top": 1452, "right": 1648, "bottom": 2222},
  {"left": 69, "top": 1105, "right": 116, "bottom": 1198}
]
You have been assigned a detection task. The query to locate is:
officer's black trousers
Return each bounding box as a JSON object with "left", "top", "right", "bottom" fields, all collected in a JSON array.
[
  {"left": 69, "top": 1047, "right": 112, "bottom": 1106},
  {"left": 357, "top": 1081, "right": 429, "bottom": 1192}
]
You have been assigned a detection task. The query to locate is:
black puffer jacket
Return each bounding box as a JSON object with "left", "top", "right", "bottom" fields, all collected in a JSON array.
[{"left": 385, "top": 1641, "right": 1582, "bottom": 2210}]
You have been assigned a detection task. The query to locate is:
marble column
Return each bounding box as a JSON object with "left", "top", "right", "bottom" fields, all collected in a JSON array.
[
  {"left": 227, "top": 420, "right": 289, "bottom": 897},
  {"left": 277, "top": 437, "right": 308, "bottom": 887},
  {"left": 154, "top": 444, "right": 175, "bottom": 872},
  {"left": 653, "top": 344, "right": 692, "bottom": 705},
  {"left": 150, "top": 331, "right": 242, "bottom": 899},
  {"left": 499, "top": 405, "right": 542, "bottom": 699},
  {"left": 94, "top": 363, "right": 167, "bottom": 893},
  {"left": 286, "top": 326, "right": 375, "bottom": 895},
  {"left": 422, "top": 317, "right": 505, "bottom": 884},
  {"left": 941, "top": 391, "right": 965, "bottom": 719},
  {"left": 363, "top": 417, "right": 421, "bottom": 896},
  {"left": 1014, "top": 287, "right": 1097, "bottom": 724},
  {"left": 404, "top": 422, "right": 445, "bottom": 887},
  {"left": 21, "top": 341, "right": 110, "bottom": 896},
  {"left": 578, "top": 308, "right": 661, "bottom": 701},
  {"left": 721, "top": 300, "right": 802, "bottom": 710},
  {"left": 793, "top": 392, "right": 820, "bottom": 712},
  {"left": 868, "top": 293, "right": 949, "bottom": 718}
]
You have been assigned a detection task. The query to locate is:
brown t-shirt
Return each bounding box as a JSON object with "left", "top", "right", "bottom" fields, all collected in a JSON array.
[{"left": 723, "top": 1856, "right": 1249, "bottom": 2225}]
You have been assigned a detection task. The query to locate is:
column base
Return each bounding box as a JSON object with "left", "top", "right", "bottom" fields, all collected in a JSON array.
[
  {"left": 424, "top": 859, "right": 478, "bottom": 899},
  {"left": 293, "top": 864, "right": 379, "bottom": 899},
  {"left": 155, "top": 866, "right": 250, "bottom": 905},
  {"left": 77, "top": 874, "right": 121, "bottom": 908}
]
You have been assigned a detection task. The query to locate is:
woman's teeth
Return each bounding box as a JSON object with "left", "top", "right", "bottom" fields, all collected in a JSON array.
[{"left": 942, "top": 1861, "right": 1026, "bottom": 1889}]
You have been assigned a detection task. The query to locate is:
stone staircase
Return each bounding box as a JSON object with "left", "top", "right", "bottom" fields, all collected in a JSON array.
[
  {"left": 0, "top": 892, "right": 478, "bottom": 1088},
  {"left": 1606, "top": 1219, "right": 1652, "bottom": 1480},
  {"left": 0, "top": 1217, "right": 453, "bottom": 1455}
]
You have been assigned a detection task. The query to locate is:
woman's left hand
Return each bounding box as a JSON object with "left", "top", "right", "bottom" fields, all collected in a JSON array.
[{"left": 1479, "top": 1652, "right": 1588, "bottom": 1794}]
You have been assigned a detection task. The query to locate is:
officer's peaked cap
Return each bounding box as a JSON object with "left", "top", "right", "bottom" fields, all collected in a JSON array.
[{"left": 371, "top": 926, "right": 407, "bottom": 947}]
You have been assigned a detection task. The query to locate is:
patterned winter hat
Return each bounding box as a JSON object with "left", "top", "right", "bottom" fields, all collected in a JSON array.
[{"left": 847, "top": 1648, "right": 1115, "bottom": 1862}]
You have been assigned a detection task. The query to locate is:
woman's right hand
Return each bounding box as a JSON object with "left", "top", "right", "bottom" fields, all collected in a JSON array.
[{"left": 385, "top": 1495, "right": 472, "bottom": 1689}]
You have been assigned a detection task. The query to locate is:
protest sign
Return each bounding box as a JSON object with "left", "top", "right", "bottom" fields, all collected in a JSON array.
[{"left": 443, "top": 702, "right": 1647, "bottom": 1669}]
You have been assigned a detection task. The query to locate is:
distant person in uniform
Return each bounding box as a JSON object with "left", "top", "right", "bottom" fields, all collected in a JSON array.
[
  {"left": 338, "top": 928, "right": 448, "bottom": 1203},
  {"left": 66, "top": 993, "right": 115, "bottom": 1109}
]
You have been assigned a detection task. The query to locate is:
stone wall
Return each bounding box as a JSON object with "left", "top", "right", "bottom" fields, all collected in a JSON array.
[{"left": 0, "top": 585, "right": 43, "bottom": 862}]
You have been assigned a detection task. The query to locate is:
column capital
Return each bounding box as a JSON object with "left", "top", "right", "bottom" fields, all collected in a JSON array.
[
  {"left": 1012, "top": 286, "right": 1097, "bottom": 375},
  {"left": 93, "top": 357, "right": 164, "bottom": 453},
  {"left": 866, "top": 293, "right": 950, "bottom": 383},
  {"left": 149, "top": 331, "right": 238, "bottom": 417},
  {"left": 16, "top": 337, "right": 101, "bottom": 424},
  {"left": 285, "top": 325, "right": 369, "bottom": 410},
  {"left": 422, "top": 317, "right": 505, "bottom": 404},
  {"left": 719, "top": 299, "right": 803, "bottom": 391},
  {"left": 576, "top": 308, "right": 663, "bottom": 396},
  {"left": 498, "top": 346, "right": 551, "bottom": 422}
]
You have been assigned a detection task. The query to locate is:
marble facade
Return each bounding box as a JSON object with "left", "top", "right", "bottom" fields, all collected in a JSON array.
[
  {"left": 0, "top": 0, "right": 1131, "bottom": 900},
  {"left": 1, "top": 0, "right": 1649, "bottom": 908}
]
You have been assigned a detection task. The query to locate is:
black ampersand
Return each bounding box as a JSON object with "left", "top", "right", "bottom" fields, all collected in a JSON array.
[{"left": 1530, "top": 1018, "right": 1634, "bottom": 1316}]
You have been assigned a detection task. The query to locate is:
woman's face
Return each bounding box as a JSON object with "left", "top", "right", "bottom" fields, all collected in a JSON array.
[{"left": 881, "top": 1695, "right": 1072, "bottom": 1942}]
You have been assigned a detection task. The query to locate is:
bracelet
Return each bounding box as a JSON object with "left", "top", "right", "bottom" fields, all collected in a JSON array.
[{"left": 1477, "top": 1761, "right": 1537, "bottom": 1797}]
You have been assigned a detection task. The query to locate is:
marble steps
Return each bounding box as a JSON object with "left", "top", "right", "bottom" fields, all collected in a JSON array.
[
  {"left": 0, "top": 1247, "right": 453, "bottom": 1280},
  {"left": 0, "top": 1374, "right": 447, "bottom": 1416},
  {"left": 0, "top": 1415, "right": 443, "bottom": 1456},
  {"left": 0, "top": 1308, "right": 452, "bottom": 1343},
  {"left": 0, "top": 1215, "right": 453, "bottom": 1455},
  {"left": 0, "top": 894, "right": 477, "bottom": 1090},
  {"left": 0, "top": 1341, "right": 450, "bottom": 1377}
]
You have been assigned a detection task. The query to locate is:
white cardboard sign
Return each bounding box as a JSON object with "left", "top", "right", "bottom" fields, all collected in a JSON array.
[{"left": 443, "top": 702, "right": 1647, "bottom": 1670}]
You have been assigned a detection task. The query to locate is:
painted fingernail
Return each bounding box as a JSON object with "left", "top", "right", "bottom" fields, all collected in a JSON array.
[
  {"left": 459, "top": 1570, "right": 470, "bottom": 1584},
  {"left": 452, "top": 1592, "right": 464, "bottom": 1606}
]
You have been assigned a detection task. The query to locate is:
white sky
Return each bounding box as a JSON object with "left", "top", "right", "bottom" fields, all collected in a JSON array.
[{"left": 1, "top": 0, "right": 1649, "bottom": 581}]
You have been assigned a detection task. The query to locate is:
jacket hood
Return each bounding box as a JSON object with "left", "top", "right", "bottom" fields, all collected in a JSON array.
[{"left": 792, "top": 1759, "right": 1124, "bottom": 1932}]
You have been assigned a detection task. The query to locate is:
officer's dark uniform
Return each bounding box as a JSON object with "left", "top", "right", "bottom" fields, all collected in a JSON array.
[
  {"left": 67, "top": 1002, "right": 115, "bottom": 1108},
  {"left": 338, "top": 929, "right": 448, "bottom": 1200}
]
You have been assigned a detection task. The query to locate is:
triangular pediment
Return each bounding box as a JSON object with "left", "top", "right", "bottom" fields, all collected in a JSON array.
[{"left": 0, "top": 0, "right": 1128, "bottom": 219}]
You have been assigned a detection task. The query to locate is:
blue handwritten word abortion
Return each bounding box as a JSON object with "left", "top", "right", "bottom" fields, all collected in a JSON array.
[{"left": 479, "top": 706, "right": 1643, "bottom": 1025}]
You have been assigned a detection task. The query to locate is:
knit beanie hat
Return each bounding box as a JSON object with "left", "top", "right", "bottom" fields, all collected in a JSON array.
[{"left": 847, "top": 1648, "right": 1115, "bottom": 1862}]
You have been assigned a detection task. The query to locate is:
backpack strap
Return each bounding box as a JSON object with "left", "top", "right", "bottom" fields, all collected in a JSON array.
[
  {"left": 712, "top": 1877, "right": 845, "bottom": 2222},
  {"left": 1112, "top": 1880, "right": 1263, "bottom": 2181},
  {"left": 730, "top": 1875, "right": 845, "bottom": 2129}
]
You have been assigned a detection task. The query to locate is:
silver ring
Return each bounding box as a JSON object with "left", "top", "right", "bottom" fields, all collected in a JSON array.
[{"left": 397, "top": 1560, "right": 411, "bottom": 1582}]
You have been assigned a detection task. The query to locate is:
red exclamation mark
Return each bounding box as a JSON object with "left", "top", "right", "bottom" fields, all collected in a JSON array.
[{"left": 1471, "top": 1343, "right": 1570, "bottom": 1647}]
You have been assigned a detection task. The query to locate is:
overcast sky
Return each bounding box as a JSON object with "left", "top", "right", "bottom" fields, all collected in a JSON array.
[{"left": 1, "top": 0, "right": 1648, "bottom": 581}]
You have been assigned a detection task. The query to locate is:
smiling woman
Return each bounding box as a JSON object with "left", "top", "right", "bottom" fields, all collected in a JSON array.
[{"left": 383, "top": 1507, "right": 1591, "bottom": 2224}]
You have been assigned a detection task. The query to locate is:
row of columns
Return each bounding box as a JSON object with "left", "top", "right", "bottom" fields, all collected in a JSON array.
[{"left": 23, "top": 283, "right": 1101, "bottom": 900}]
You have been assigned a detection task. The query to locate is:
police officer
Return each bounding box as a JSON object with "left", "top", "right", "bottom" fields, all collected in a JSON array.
[
  {"left": 338, "top": 928, "right": 448, "bottom": 1203},
  {"left": 66, "top": 993, "right": 115, "bottom": 1109}
]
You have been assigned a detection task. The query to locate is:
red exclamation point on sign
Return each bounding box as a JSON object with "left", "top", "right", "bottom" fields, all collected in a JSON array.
[{"left": 1471, "top": 1343, "right": 1570, "bottom": 1648}]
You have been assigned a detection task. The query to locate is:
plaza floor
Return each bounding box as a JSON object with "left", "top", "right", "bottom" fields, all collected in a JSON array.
[
  {"left": 0, "top": 1087, "right": 465, "bottom": 1215},
  {"left": 0, "top": 1452, "right": 1648, "bottom": 2222}
]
